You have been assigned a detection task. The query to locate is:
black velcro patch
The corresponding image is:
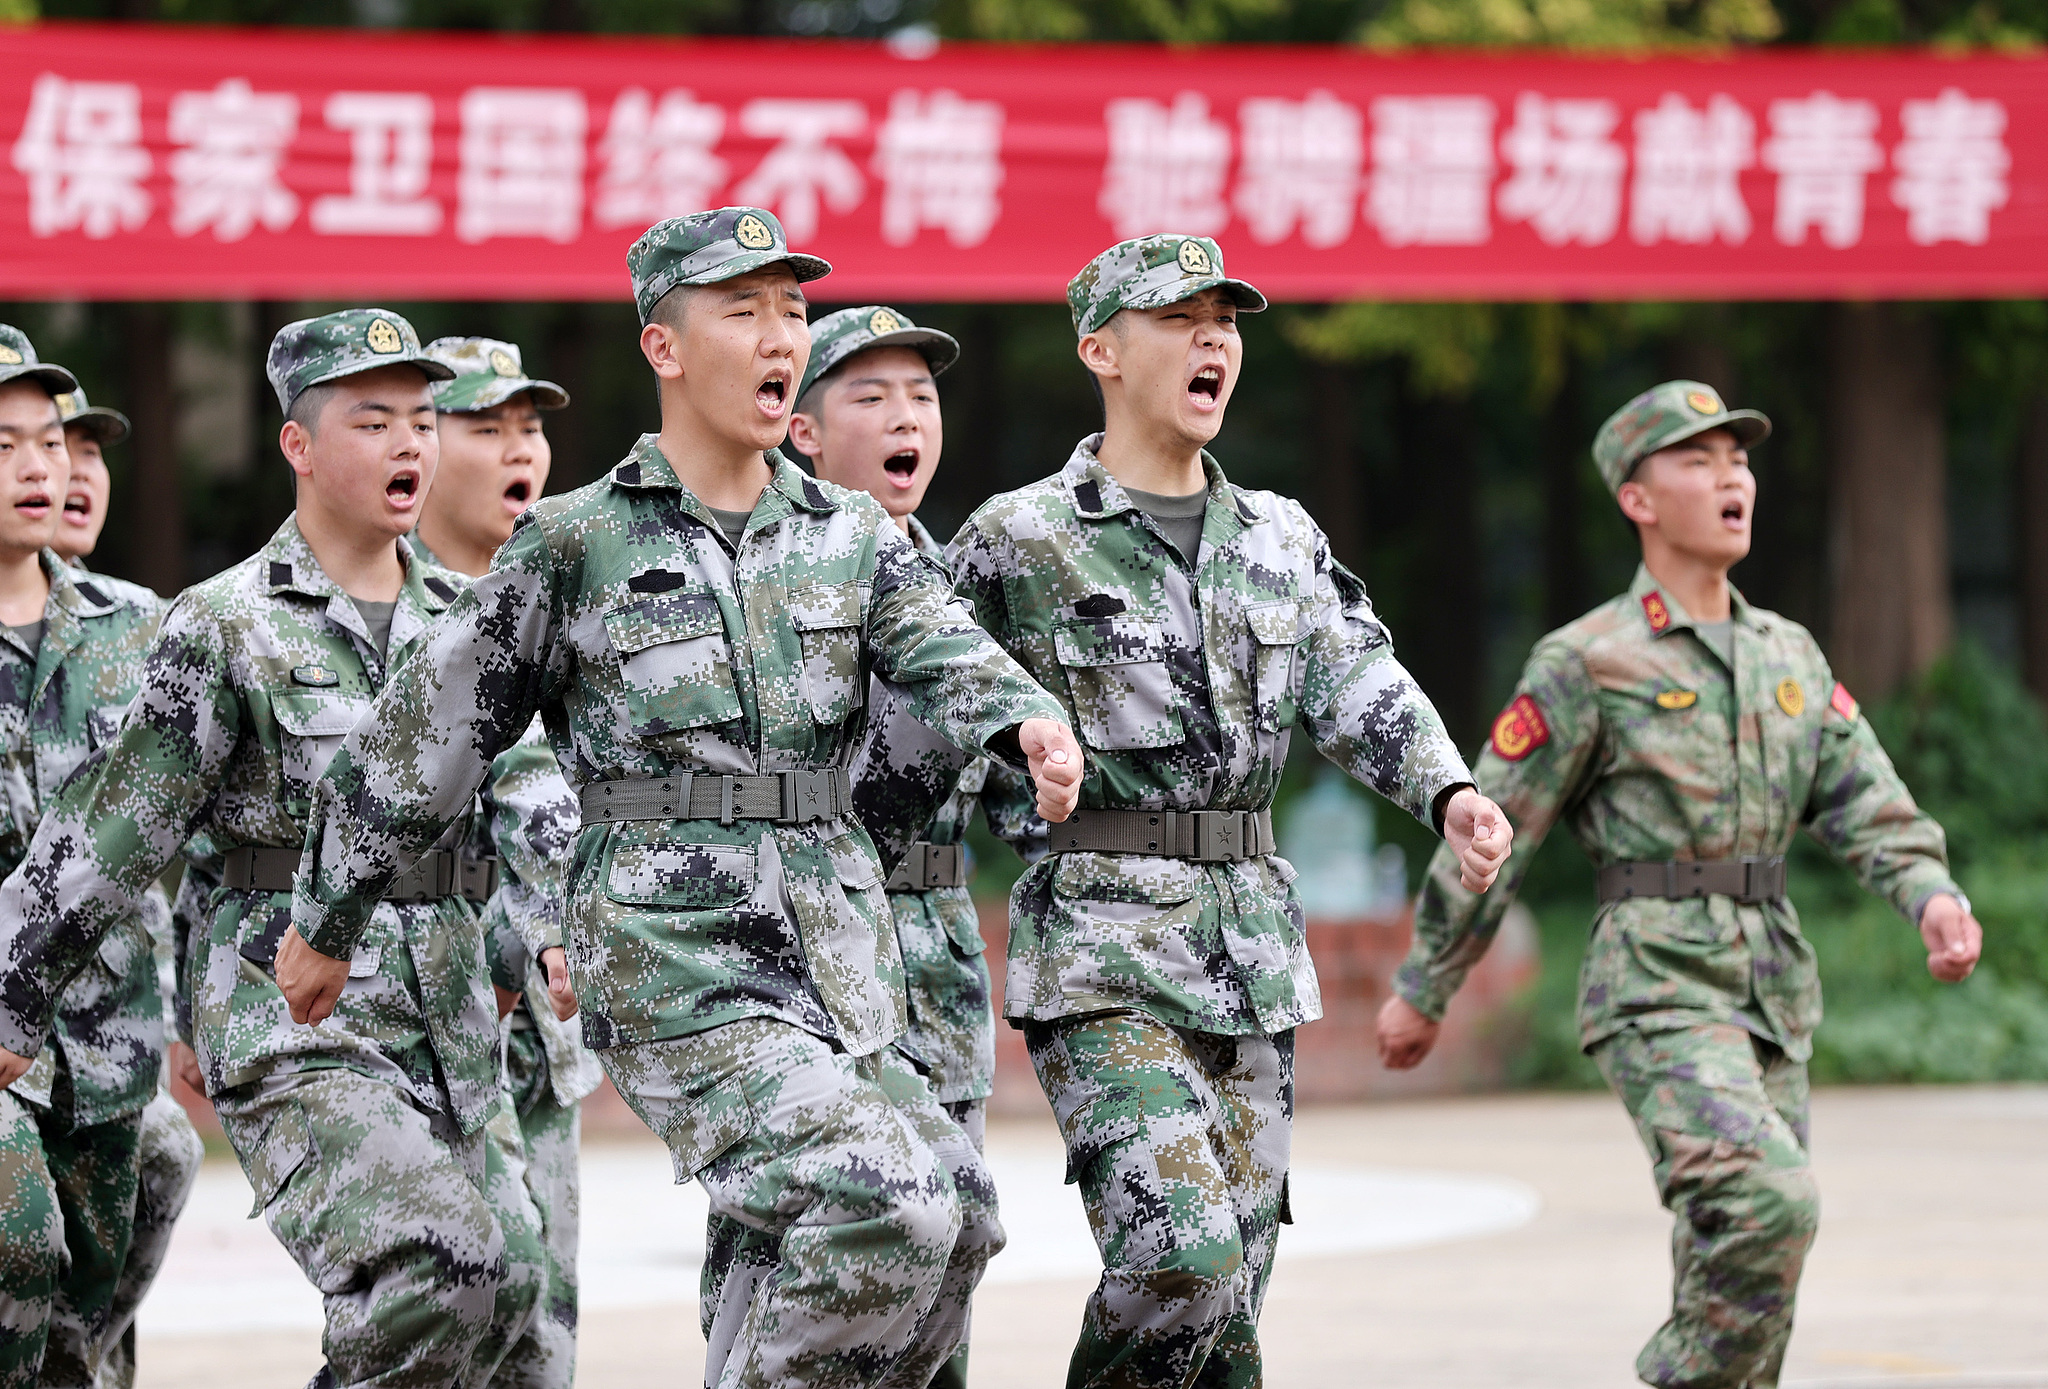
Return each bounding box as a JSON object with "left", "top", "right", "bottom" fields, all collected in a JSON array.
[
  {"left": 628, "top": 569, "right": 691, "bottom": 594},
  {"left": 615, "top": 461, "right": 641, "bottom": 484},
  {"left": 269, "top": 562, "right": 293, "bottom": 587},
  {"left": 73, "top": 580, "right": 108, "bottom": 607},
  {"left": 1074, "top": 481, "right": 1103, "bottom": 514},
  {"left": 1073, "top": 593, "right": 1126, "bottom": 619},
  {"left": 422, "top": 576, "right": 458, "bottom": 603},
  {"left": 801, "top": 478, "right": 829, "bottom": 510}
]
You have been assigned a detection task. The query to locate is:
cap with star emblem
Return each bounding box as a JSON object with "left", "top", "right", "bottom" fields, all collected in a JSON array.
[
  {"left": 54, "top": 386, "right": 130, "bottom": 446},
  {"left": 0, "top": 324, "right": 79, "bottom": 398},
  {"left": 265, "top": 309, "right": 454, "bottom": 413},
  {"left": 627, "top": 206, "right": 833, "bottom": 324},
  {"left": 796, "top": 305, "right": 960, "bottom": 405},
  {"left": 423, "top": 336, "right": 569, "bottom": 414},
  {"left": 1592, "top": 379, "right": 1772, "bottom": 496},
  {"left": 1067, "top": 234, "right": 1267, "bottom": 337}
]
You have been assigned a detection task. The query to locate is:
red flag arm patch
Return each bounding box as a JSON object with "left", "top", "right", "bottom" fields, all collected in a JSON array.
[
  {"left": 1490, "top": 694, "right": 1551, "bottom": 762},
  {"left": 1829, "top": 681, "right": 1860, "bottom": 722}
]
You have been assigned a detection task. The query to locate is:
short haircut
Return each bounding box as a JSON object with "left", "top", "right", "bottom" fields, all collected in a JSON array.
[
  {"left": 286, "top": 381, "right": 342, "bottom": 436},
  {"left": 648, "top": 284, "right": 695, "bottom": 333}
]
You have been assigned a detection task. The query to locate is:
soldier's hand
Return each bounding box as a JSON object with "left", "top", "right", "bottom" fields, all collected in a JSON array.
[
  {"left": 1019, "top": 718, "right": 1084, "bottom": 823},
  {"left": 1443, "top": 788, "right": 1513, "bottom": 892},
  {"left": 275, "top": 925, "right": 350, "bottom": 1027},
  {"left": 1919, "top": 893, "right": 1982, "bottom": 983},
  {"left": 1377, "top": 995, "right": 1441, "bottom": 1070},
  {"left": 169, "top": 1040, "right": 204, "bottom": 1094},
  {"left": 540, "top": 946, "right": 577, "bottom": 1022},
  {"left": 0, "top": 1046, "right": 29, "bottom": 1089}
]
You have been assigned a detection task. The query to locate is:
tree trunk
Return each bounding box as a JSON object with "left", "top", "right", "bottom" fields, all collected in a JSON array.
[
  {"left": 1311, "top": 361, "right": 1363, "bottom": 572},
  {"left": 122, "top": 304, "right": 185, "bottom": 596},
  {"left": 1541, "top": 360, "right": 1585, "bottom": 632},
  {"left": 1825, "top": 302, "right": 1952, "bottom": 700},
  {"left": 2017, "top": 392, "right": 2048, "bottom": 704}
]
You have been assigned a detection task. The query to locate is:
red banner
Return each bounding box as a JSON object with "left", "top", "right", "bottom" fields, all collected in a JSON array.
[{"left": 0, "top": 22, "right": 2042, "bottom": 302}]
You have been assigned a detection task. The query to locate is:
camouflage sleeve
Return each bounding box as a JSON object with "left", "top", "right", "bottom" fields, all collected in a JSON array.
[
  {"left": 1300, "top": 534, "right": 1473, "bottom": 828},
  {"left": 850, "top": 674, "right": 975, "bottom": 877},
  {"left": 0, "top": 595, "right": 244, "bottom": 1056},
  {"left": 1394, "top": 639, "right": 1603, "bottom": 1021},
  {"left": 980, "top": 759, "right": 1047, "bottom": 865},
  {"left": 168, "top": 861, "right": 215, "bottom": 1047},
  {"left": 294, "top": 521, "right": 567, "bottom": 961},
  {"left": 1801, "top": 677, "right": 1959, "bottom": 924},
  {"left": 863, "top": 513, "right": 1065, "bottom": 762},
  {"left": 479, "top": 717, "right": 577, "bottom": 966}
]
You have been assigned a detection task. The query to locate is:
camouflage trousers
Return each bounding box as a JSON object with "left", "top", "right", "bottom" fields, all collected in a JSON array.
[
  {"left": 99, "top": 1089, "right": 205, "bottom": 1389},
  {"left": 1025, "top": 1012, "right": 1294, "bottom": 1389},
  {"left": 602, "top": 1019, "right": 1004, "bottom": 1389},
  {"left": 214, "top": 1070, "right": 548, "bottom": 1389},
  {"left": 495, "top": 1022, "right": 582, "bottom": 1389},
  {"left": 1596, "top": 1023, "right": 1819, "bottom": 1389},
  {"left": 927, "top": 1098, "right": 985, "bottom": 1389},
  {"left": 0, "top": 1090, "right": 143, "bottom": 1388}
]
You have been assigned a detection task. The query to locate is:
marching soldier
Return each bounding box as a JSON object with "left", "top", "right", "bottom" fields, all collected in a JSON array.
[
  {"left": 0, "top": 309, "right": 557, "bottom": 1388},
  {"left": 1382, "top": 381, "right": 1983, "bottom": 1389},
  {"left": 946, "top": 236, "right": 1512, "bottom": 1387},
  {"left": 0, "top": 330, "right": 169, "bottom": 1386},
  {"left": 415, "top": 333, "right": 598, "bottom": 1389},
  {"left": 272, "top": 209, "right": 1085, "bottom": 1389}
]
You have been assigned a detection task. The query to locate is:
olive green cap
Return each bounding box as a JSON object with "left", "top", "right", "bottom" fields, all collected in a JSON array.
[
  {"left": 0, "top": 324, "right": 78, "bottom": 397},
  {"left": 1067, "top": 234, "right": 1266, "bottom": 337},
  {"left": 1593, "top": 380, "right": 1772, "bottom": 495},
  {"left": 55, "top": 386, "right": 129, "bottom": 446},
  {"left": 627, "top": 206, "right": 832, "bottom": 324},
  {"left": 797, "top": 306, "right": 960, "bottom": 405},
  {"left": 265, "top": 309, "right": 453, "bottom": 413},
  {"left": 424, "top": 337, "right": 569, "bottom": 413}
]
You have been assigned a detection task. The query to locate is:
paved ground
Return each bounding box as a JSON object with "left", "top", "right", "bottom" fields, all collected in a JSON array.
[{"left": 132, "top": 1085, "right": 2048, "bottom": 1388}]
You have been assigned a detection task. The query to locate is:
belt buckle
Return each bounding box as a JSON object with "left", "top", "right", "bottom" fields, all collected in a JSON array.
[
  {"left": 1194, "top": 811, "right": 1247, "bottom": 863},
  {"left": 926, "top": 843, "right": 963, "bottom": 887},
  {"left": 780, "top": 769, "right": 832, "bottom": 823}
]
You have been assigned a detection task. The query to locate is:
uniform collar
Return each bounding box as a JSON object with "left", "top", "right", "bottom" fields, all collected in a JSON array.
[
  {"left": 610, "top": 437, "right": 836, "bottom": 538},
  {"left": 1060, "top": 434, "right": 1262, "bottom": 529},
  {"left": 904, "top": 513, "right": 943, "bottom": 562},
  {"left": 1629, "top": 563, "right": 1755, "bottom": 638},
  {"left": 259, "top": 515, "right": 453, "bottom": 661}
]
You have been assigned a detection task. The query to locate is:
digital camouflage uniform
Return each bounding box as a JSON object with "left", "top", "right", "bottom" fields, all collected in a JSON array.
[
  {"left": 418, "top": 335, "right": 600, "bottom": 1389},
  {"left": 947, "top": 236, "right": 1475, "bottom": 1389},
  {"left": 288, "top": 209, "right": 1068, "bottom": 1389},
  {"left": 0, "top": 310, "right": 562, "bottom": 1389},
  {"left": 1399, "top": 382, "right": 1965, "bottom": 1389}
]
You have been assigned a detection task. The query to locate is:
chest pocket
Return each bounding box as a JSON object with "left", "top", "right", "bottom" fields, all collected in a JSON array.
[
  {"left": 604, "top": 589, "right": 742, "bottom": 739},
  {"left": 789, "top": 583, "right": 866, "bottom": 727},
  {"left": 1054, "top": 616, "right": 1183, "bottom": 751},
  {"left": 274, "top": 690, "right": 371, "bottom": 808},
  {"left": 1245, "top": 598, "right": 1308, "bottom": 733}
]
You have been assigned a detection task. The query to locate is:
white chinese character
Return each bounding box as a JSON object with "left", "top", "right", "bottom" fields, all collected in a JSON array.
[
  {"left": 1234, "top": 90, "right": 1362, "bottom": 248},
  {"left": 166, "top": 79, "right": 299, "bottom": 242},
  {"left": 1629, "top": 94, "right": 1755, "bottom": 246},
  {"left": 1497, "top": 93, "right": 1625, "bottom": 247},
  {"left": 1098, "top": 92, "right": 1232, "bottom": 238},
  {"left": 1760, "top": 92, "right": 1882, "bottom": 248},
  {"left": 1891, "top": 88, "right": 2009, "bottom": 246},
  {"left": 593, "top": 88, "right": 727, "bottom": 230},
  {"left": 456, "top": 88, "right": 586, "bottom": 244},
  {"left": 873, "top": 89, "right": 1005, "bottom": 248},
  {"left": 732, "top": 99, "right": 867, "bottom": 244},
  {"left": 10, "top": 73, "right": 151, "bottom": 239},
  {"left": 309, "top": 92, "right": 441, "bottom": 236},
  {"left": 1364, "top": 96, "right": 1495, "bottom": 246}
]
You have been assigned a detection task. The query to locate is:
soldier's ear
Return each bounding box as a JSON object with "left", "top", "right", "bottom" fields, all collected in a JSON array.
[
  {"left": 1616, "top": 478, "right": 1657, "bottom": 529},
  {"left": 639, "top": 320, "right": 686, "bottom": 381},
  {"left": 1076, "top": 330, "right": 1121, "bottom": 382},
  {"left": 279, "top": 419, "right": 316, "bottom": 483}
]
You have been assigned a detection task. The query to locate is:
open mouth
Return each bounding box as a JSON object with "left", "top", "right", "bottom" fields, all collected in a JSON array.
[
  {"left": 15, "top": 491, "right": 49, "bottom": 521},
  {"left": 1721, "top": 499, "right": 1746, "bottom": 526},
  {"left": 504, "top": 479, "right": 531, "bottom": 509},
  {"left": 1188, "top": 365, "right": 1223, "bottom": 407},
  {"left": 385, "top": 472, "right": 420, "bottom": 509},
  {"left": 882, "top": 449, "right": 919, "bottom": 486},
  {"left": 756, "top": 373, "right": 790, "bottom": 420},
  {"left": 62, "top": 492, "right": 92, "bottom": 523}
]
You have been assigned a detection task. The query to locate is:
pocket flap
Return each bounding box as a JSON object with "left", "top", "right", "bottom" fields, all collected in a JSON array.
[
  {"left": 348, "top": 945, "right": 381, "bottom": 979},
  {"left": 606, "top": 835, "right": 756, "bottom": 909},
  {"left": 272, "top": 691, "right": 370, "bottom": 738},
  {"left": 788, "top": 582, "right": 866, "bottom": 632},
  {"left": 1053, "top": 851, "right": 1202, "bottom": 905},
  {"left": 941, "top": 903, "right": 988, "bottom": 956},
  {"left": 665, "top": 1087, "right": 756, "bottom": 1179},
  {"left": 824, "top": 832, "right": 883, "bottom": 891},
  {"left": 1245, "top": 598, "right": 1308, "bottom": 645},
  {"left": 604, "top": 590, "right": 723, "bottom": 655},
  {"left": 1054, "top": 616, "right": 1165, "bottom": 667},
  {"left": 1054, "top": 1088, "right": 1143, "bottom": 1185},
  {"left": 243, "top": 1102, "right": 315, "bottom": 1215}
]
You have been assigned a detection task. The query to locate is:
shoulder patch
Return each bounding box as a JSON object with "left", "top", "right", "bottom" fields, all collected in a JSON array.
[
  {"left": 72, "top": 580, "right": 109, "bottom": 608},
  {"left": 422, "top": 575, "right": 458, "bottom": 603},
  {"left": 268, "top": 562, "right": 293, "bottom": 588},
  {"left": 1490, "top": 694, "right": 1551, "bottom": 762},
  {"left": 1829, "top": 681, "right": 1859, "bottom": 722},
  {"left": 1640, "top": 591, "right": 1671, "bottom": 634},
  {"left": 1073, "top": 480, "right": 1103, "bottom": 515}
]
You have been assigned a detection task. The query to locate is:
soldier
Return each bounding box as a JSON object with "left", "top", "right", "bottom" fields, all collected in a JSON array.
[
  {"left": 0, "top": 329, "right": 169, "bottom": 1386},
  {"left": 271, "top": 208, "right": 1084, "bottom": 1389},
  {"left": 415, "top": 333, "right": 599, "bottom": 1389},
  {"left": 946, "top": 236, "right": 1512, "bottom": 1388},
  {"left": 789, "top": 304, "right": 1035, "bottom": 1389},
  {"left": 0, "top": 308, "right": 557, "bottom": 1389},
  {"left": 48, "top": 384, "right": 207, "bottom": 1389},
  {"left": 1382, "top": 381, "right": 1984, "bottom": 1389}
]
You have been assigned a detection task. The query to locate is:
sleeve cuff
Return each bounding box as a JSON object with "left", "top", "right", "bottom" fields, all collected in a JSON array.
[
  {"left": 1391, "top": 961, "right": 1450, "bottom": 1023},
  {"left": 0, "top": 1002, "right": 47, "bottom": 1061}
]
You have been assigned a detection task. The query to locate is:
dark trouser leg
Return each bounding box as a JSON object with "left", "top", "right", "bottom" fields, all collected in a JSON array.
[
  {"left": 33, "top": 1100, "right": 144, "bottom": 1388},
  {"left": 0, "top": 1093, "right": 65, "bottom": 1388}
]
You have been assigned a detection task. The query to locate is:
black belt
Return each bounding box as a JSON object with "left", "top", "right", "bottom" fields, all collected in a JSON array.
[
  {"left": 1049, "top": 807, "right": 1275, "bottom": 863},
  {"left": 579, "top": 769, "right": 852, "bottom": 827},
  {"left": 222, "top": 846, "right": 495, "bottom": 903},
  {"left": 1597, "top": 856, "right": 1787, "bottom": 905},
  {"left": 885, "top": 842, "right": 966, "bottom": 892}
]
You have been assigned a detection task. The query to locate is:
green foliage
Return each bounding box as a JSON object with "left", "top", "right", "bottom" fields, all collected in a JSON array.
[
  {"left": 1285, "top": 303, "right": 1501, "bottom": 398},
  {"left": 1359, "top": 0, "right": 1780, "bottom": 48}
]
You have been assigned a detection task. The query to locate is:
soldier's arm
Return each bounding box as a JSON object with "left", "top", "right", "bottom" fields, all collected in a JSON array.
[
  {"left": 850, "top": 674, "right": 975, "bottom": 878},
  {"left": 477, "top": 718, "right": 577, "bottom": 978},
  {"left": 980, "top": 760, "right": 1048, "bottom": 866},
  {"left": 292, "top": 520, "right": 568, "bottom": 962},
  {"left": 1393, "top": 640, "right": 1603, "bottom": 1022}
]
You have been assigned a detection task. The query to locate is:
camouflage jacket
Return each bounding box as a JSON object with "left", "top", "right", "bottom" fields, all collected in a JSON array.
[
  {"left": 950, "top": 438, "right": 1472, "bottom": 1036},
  {"left": 0, "top": 519, "right": 505, "bottom": 1135},
  {"left": 290, "top": 442, "right": 1066, "bottom": 1059},
  {"left": 1399, "top": 565, "right": 1961, "bottom": 1061},
  {"left": 2, "top": 557, "right": 164, "bottom": 1125},
  {"left": 850, "top": 516, "right": 1039, "bottom": 1103}
]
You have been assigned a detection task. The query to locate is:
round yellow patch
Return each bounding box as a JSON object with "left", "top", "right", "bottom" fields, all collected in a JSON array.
[
  {"left": 1686, "top": 389, "right": 1721, "bottom": 415},
  {"left": 734, "top": 212, "right": 775, "bottom": 250},
  {"left": 1177, "top": 239, "right": 1213, "bottom": 275},
  {"left": 365, "top": 318, "right": 402, "bottom": 354},
  {"left": 1656, "top": 689, "right": 1698, "bottom": 710},
  {"left": 1776, "top": 679, "right": 1805, "bottom": 717},
  {"left": 53, "top": 392, "right": 76, "bottom": 415},
  {"left": 868, "top": 308, "right": 902, "bottom": 336},
  {"left": 488, "top": 348, "right": 519, "bottom": 377}
]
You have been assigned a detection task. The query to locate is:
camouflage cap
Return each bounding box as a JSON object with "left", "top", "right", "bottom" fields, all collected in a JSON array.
[
  {"left": 424, "top": 337, "right": 569, "bottom": 413},
  {"left": 54, "top": 386, "right": 130, "bottom": 446},
  {"left": 0, "top": 324, "right": 78, "bottom": 397},
  {"left": 628, "top": 207, "right": 832, "bottom": 324},
  {"left": 265, "top": 308, "right": 454, "bottom": 414},
  {"left": 797, "top": 306, "right": 960, "bottom": 405},
  {"left": 1593, "top": 380, "right": 1772, "bottom": 495},
  {"left": 1068, "top": 234, "right": 1267, "bottom": 337}
]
